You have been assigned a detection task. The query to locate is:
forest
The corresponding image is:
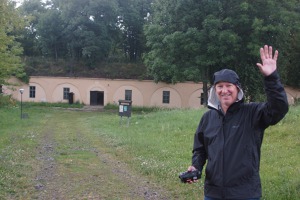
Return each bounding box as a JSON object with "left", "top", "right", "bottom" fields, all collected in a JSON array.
[{"left": 1, "top": 0, "right": 300, "bottom": 101}]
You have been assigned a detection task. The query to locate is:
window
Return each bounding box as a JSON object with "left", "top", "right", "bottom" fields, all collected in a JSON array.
[
  {"left": 29, "top": 86, "right": 36, "bottom": 98},
  {"left": 63, "top": 88, "right": 70, "bottom": 100},
  {"left": 163, "top": 91, "right": 170, "bottom": 104},
  {"left": 125, "top": 90, "right": 132, "bottom": 101}
]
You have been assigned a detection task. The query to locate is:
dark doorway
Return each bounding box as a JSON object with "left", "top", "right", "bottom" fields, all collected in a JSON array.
[{"left": 90, "top": 91, "right": 104, "bottom": 106}]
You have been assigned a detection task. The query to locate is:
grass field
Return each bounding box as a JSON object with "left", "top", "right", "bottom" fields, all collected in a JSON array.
[{"left": 0, "top": 103, "right": 299, "bottom": 199}]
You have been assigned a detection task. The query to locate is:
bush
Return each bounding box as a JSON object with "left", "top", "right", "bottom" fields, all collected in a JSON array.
[
  {"left": 294, "top": 97, "right": 300, "bottom": 106},
  {"left": 0, "top": 94, "right": 16, "bottom": 107},
  {"left": 22, "top": 101, "right": 84, "bottom": 108}
]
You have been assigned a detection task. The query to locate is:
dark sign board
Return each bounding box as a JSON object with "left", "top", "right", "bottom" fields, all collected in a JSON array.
[{"left": 118, "top": 100, "right": 132, "bottom": 117}]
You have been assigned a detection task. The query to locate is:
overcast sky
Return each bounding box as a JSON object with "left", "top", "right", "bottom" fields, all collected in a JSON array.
[{"left": 14, "top": 0, "right": 23, "bottom": 7}]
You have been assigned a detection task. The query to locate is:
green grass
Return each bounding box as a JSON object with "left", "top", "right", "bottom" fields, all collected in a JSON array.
[
  {"left": 0, "top": 107, "right": 45, "bottom": 199},
  {"left": 104, "top": 102, "right": 173, "bottom": 113},
  {"left": 88, "top": 106, "right": 300, "bottom": 199},
  {"left": 0, "top": 105, "right": 299, "bottom": 199},
  {"left": 260, "top": 106, "right": 300, "bottom": 200}
]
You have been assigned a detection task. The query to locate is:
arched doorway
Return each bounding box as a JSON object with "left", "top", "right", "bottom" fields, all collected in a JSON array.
[{"left": 90, "top": 91, "right": 104, "bottom": 106}]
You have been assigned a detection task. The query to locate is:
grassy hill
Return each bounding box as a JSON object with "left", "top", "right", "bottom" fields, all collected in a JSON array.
[{"left": 23, "top": 57, "right": 150, "bottom": 80}]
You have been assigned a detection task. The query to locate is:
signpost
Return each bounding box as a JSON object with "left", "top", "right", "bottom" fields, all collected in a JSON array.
[{"left": 118, "top": 100, "right": 132, "bottom": 126}]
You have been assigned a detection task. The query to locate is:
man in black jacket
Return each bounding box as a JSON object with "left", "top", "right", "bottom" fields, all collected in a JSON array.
[{"left": 187, "top": 45, "right": 289, "bottom": 200}]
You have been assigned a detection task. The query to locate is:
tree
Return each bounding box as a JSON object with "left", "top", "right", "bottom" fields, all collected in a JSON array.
[
  {"left": 19, "top": 0, "right": 121, "bottom": 66},
  {"left": 144, "top": 0, "right": 240, "bottom": 105},
  {"left": 144, "top": 0, "right": 300, "bottom": 103},
  {"left": 0, "top": 0, "right": 26, "bottom": 85},
  {"left": 18, "top": 0, "right": 47, "bottom": 57},
  {"left": 117, "top": 0, "right": 152, "bottom": 62},
  {"left": 15, "top": 0, "right": 300, "bottom": 90},
  {"left": 54, "top": 0, "right": 120, "bottom": 66},
  {"left": 272, "top": 0, "right": 300, "bottom": 88},
  {"left": 37, "top": 8, "right": 67, "bottom": 60}
]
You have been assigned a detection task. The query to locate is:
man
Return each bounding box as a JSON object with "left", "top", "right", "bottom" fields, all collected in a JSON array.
[{"left": 187, "top": 45, "right": 289, "bottom": 200}]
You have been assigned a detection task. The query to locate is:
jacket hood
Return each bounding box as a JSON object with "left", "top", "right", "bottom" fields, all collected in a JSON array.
[{"left": 208, "top": 69, "right": 244, "bottom": 110}]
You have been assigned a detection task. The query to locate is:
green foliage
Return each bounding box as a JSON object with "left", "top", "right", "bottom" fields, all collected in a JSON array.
[
  {"left": 117, "top": 0, "right": 152, "bottom": 61},
  {"left": 36, "top": 8, "right": 67, "bottom": 59},
  {"left": 286, "top": 32, "right": 300, "bottom": 87},
  {"left": 0, "top": 94, "right": 17, "bottom": 107},
  {"left": 0, "top": 0, "right": 26, "bottom": 84},
  {"left": 144, "top": 27, "right": 204, "bottom": 83},
  {"left": 22, "top": 56, "right": 148, "bottom": 79},
  {"left": 144, "top": 0, "right": 242, "bottom": 84},
  {"left": 144, "top": 0, "right": 300, "bottom": 100},
  {"left": 19, "top": 0, "right": 152, "bottom": 68},
  {"left": 21, "top": 101, "right": 84, "bottom": 108}
]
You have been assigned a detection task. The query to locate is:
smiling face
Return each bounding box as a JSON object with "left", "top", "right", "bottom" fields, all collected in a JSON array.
[{"left": 215, "top": 81, "right": 239, "bottom": 110}]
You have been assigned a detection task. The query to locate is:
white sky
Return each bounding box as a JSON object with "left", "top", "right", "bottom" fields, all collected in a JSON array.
[{"left": 14, "top": 0, "right": 24, "bottom": 7}]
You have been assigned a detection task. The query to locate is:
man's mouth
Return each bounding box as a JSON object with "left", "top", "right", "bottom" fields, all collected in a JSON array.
[{"left": 221, "top": 94, "right": 231, "bottom": 97}]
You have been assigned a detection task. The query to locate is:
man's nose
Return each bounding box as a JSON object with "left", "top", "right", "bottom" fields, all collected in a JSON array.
[{"left": 221, "top": 87, "right": 228, "bottom": 93}]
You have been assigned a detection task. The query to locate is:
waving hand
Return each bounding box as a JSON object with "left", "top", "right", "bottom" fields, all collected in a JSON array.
[{"left": 256, "top": 45, "right": 278, "bottom": 76}]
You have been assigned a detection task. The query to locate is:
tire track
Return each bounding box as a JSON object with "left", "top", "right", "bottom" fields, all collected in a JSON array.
[{"left": 32, "top": 111, "right": 171, "bottom": 200}]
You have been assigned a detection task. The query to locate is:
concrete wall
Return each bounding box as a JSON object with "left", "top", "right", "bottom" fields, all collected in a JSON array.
[
  {"left": 285, "top": 86, "right": 300, "bottom": 105},
  {"left": 4, "top": 76, "right": 204, "bottom": 109}
]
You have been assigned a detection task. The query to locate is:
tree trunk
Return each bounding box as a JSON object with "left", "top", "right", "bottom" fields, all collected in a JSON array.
[{"left": 202, "top": 80, "right": 208, "bottom": 107}]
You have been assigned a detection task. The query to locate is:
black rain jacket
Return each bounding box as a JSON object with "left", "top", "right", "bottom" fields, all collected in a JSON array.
[{"left": 192, "top": 70, "right": 288, "bottom": 199}]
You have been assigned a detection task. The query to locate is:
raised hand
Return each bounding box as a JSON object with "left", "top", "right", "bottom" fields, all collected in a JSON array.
[{"left": 256, "top": 45, "right": 278, "bottom": 76}]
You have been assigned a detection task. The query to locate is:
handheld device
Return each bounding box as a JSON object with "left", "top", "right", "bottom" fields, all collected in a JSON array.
[{"left": 179, "top": 169, "right": 201, "bottom": 183}]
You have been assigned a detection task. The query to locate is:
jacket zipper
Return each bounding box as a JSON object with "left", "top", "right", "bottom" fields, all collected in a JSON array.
[{"left": 222, "top": 115, "right": 226, "bottom": 199}]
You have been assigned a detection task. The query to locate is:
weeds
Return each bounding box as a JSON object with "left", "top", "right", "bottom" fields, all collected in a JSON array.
[
  {"left": 0, "top": 94, "right": 17, "bottom": 107},
  {"left": 21, "top": 101, "right": 84, "bottom": 108}
]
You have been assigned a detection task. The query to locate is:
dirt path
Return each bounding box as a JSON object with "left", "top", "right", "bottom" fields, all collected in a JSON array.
[{"left": 32, "top": 111, "right": 170, "bottom": 200}]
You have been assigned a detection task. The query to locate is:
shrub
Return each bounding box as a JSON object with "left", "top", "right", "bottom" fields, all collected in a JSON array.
[{"left": 0, "top": 94, "right": 16, "bottom": 107}]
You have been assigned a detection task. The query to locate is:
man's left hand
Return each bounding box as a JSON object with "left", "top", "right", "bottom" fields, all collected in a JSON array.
[{"left": 256, "top": 45, "right": 278, "bottom": 76}]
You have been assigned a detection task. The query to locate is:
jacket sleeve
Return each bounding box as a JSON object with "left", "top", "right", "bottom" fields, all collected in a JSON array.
[
  {"left": 256, "top": 70, "right": 289, "bottom": 128},
  {"left": 191, "top": 115, "right": 208, "bottom": 172}
]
